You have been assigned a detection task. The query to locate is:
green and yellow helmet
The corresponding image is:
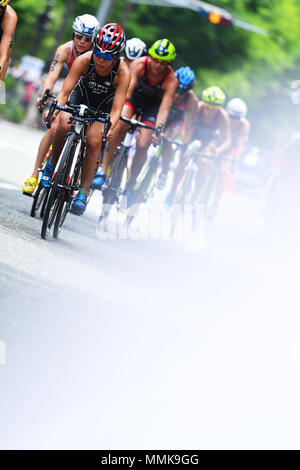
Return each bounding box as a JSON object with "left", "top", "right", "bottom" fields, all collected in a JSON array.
[
  {"left": 201, "top": 86, "right": 226, "bottom": 106},
  {"left": 148, "top": 39, "right": 176, "bottom": 62}
]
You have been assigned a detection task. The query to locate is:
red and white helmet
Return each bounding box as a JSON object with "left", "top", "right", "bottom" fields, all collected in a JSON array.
[{"left": 92, "top": 23, "right": 126, "bottom": 57}]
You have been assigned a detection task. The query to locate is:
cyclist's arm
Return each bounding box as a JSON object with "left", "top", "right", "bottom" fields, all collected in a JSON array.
[
  {"left": 215, "top": 109, "right": 231, "bottom": 156},
  {"left": 40, "top": 44, "right": 69, "bottom": 97},
  {"left": 126, "top": 58, "right": 144, "bottom": 100},
  {"left": 0, "top": 7, "right": 17, "bottom": 82},
  {"left": 156, "top": 73, "right": 178, "bottom": 128},
  {"left": 110, "top": 62, "right": 131, "bottom": 132},
  {"left": 182, "top": 90, "right": 199, "bottom": 144},
  {"left": 55, "top": 54, "right": 90, "bottom": 108},
  {"left": 228, "top": 118, "right": 250, "bottom": 160}
]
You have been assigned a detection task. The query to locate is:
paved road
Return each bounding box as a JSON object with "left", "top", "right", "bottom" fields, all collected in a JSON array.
[{"left": 0, "top": 120, "right": 300, "bottom": 449}]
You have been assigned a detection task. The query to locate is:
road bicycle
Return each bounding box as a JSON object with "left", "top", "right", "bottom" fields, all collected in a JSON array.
[
  {"left": 126, "top": 134, "right": 183, "bottom": 226},
  {"left": 263, "top": 174, "right": 300, "bottom": 243},
  {"left": 41, "top": 99, "right": 111, "bottom": 240},
  {"left": 24, "top": 88, "right": 53, "bottom": 218},
  {"left": 97, "top": 115, "right": 159, "bottom": 233},
  {"left": 169, "top": 141, "right": 231, "bottom": 236}
]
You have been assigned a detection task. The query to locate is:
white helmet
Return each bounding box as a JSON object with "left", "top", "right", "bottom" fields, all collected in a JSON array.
[
  {"left": 226, "top": 98, "right": 248, "bottom": 118},
  {"left": 72, "top": 14, "right": 99, "bottom": 39},
  {"left": 125, "top": 37, "right": 147, "bottom": 61}
]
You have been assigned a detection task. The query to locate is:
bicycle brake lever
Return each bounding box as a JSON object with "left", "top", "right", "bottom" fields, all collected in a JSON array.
[
  {"left": 45, "top": 98, "right": 57, "bottom": 129},
  {"left": 154, "top": 124, "right": 163, "bottom": 147}
]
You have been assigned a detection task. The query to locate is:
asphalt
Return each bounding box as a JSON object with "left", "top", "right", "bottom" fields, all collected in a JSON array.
[{"left": 0, "top": 120, "right": 300, "bottom": 449}]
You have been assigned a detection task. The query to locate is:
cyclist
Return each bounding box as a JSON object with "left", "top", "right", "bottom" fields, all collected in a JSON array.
[
  {"left": 156, "top": 66, "right": 198, "bottom": 189},
  {"left": 265, "top": 132, "right": 300, "bottom": 236},
  {"left": 91, "top": 38, "right": 178, "bottom": 192},
  {"left": 208, "top": 97, "right": 250, "bottom": 218},
  {"left": 165, "top": 86, "right": 231, "bottom": 206},
  {"left": 22, "top": 14, "right": 99, "bottom": 195},
  {"left": 123, "top": 37, "right": 147, "bottom": 67},
  {"left": 0, "top": 1, "right": 17, "bottom": 86},
  {"left": 269, "top": 132, "right": 300, "bottom": 185},
  {"left": 43, "top": 23, "right": 130, "bottom": 216}
]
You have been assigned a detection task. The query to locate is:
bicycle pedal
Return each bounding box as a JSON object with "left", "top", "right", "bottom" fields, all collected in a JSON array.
[{"left": 22, "top": 191, "right": 33, "bottom": 198}]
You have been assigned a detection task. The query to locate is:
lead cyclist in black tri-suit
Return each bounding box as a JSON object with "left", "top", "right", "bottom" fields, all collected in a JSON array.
[
  {"left": 43, "top": 23, "right": 131, "bottom": 216},
  {"left": 0, "top": 1, "right": 17, "bottom": 87}
]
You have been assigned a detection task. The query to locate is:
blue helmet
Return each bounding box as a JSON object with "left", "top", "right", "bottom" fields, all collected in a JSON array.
[{"left": 175, "top": 66, "right": 195, "bottom": 94}]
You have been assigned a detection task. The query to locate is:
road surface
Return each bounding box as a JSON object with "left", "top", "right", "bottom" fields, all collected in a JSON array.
[{"left": 0, "top": 119, "right": 300, "bottom": 449}]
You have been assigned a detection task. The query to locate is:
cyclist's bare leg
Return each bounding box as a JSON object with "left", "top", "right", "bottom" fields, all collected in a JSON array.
[
  {"left": 127, "top": 127, "right": 153, "bottom": 189},
  {"left": 210, "top": 160, "right": 232, "bottom": 210},
  {"left": 160, "top": 126, "right": 177, "bottom": 172},
  {"left": 50, "top": 112, "right": 73, "bottom": 165},
  {"left": 31, "top": 118, "right": 60, "bottom": 176},
  {"left": 82, "top": 121, "right": 105, "bottom": 188},
  {"left": 191, "top": 160, "right": 211, "bottom": 202},
  {"left": 168, "top": 150, "right": 190, "bottom": 195},
  {"left": 31, "top": 130, "right": 53, "bottom": 178},
  {"left": 101, "top": 104, "right": 134, "bottom": 174},
  {"left": 160, "top": 141, "right": 173, "bottom": 173}
]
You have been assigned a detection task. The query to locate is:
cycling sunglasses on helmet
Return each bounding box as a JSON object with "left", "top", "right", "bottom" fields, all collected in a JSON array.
[
  {"left": 152, "top": 57, "right": 169, "bottom": 66},
  {"left": 93, "top": 49, "right": 114, "bottom": 61},
  {"left": 74, "top": 33, "right": 92, "bottom": 43},
  {"left": 203, "top": 101, "right": 222, "bottom": 109},
  {"left": 176, "top": 86, "right": 188, "bottom": 95}
]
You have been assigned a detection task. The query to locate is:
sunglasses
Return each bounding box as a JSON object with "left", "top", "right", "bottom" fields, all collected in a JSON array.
[
  {"left": 74, "top": 33, "right": 92, "bottom": 43},
  {"left": 203, "top": 102, "right": 221, "bottom": 109},
  {"left": 93, "top": 49, "right": 114, "bottom": 61},
  {"left": 152, "top": 57, "right": 169, "bottom": 66},
  {"left": 176, "top": 87, "right": 187, "bottom": 95}
]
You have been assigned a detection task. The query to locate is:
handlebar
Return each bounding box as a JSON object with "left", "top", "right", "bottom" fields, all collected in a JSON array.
[
  {"left": 195, "top": 153, "right": 233, "bottom": 164},
  {"left": 45, "top": 99, "right": 111, "bottom": 129},
  {"left": 120, "top": 115, "right": 156, "bottom": 132},
  {"left": 161, "top": 134, "right": 183, "bottom": 149},
  {"left": 119, "top": 117, "right": 179, "bottom": 148},
  {"left": 38, "top": 88, "right": 54, "bottom": 114}
]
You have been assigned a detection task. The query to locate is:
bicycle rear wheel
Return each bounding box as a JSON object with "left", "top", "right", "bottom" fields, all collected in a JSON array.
[{"left": 41, "top": 135, "right": 76, "bottom": 240}]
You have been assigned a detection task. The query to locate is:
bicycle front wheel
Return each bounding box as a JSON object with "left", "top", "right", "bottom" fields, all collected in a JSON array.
[
  {"left": 30, "top": 183, "right": 49, "bottom": 218},
  {"left": 41, "top": 135, "right": 76, "bottom": 240},
  {"left": 98, "top": 146, "right": 128, "bottom": 230},
  {"left": 169, "top": 169, "right": 194, "bottom": 238},
  {"left": 53, "top": 150, "right": 81, "bottom": 239}
]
